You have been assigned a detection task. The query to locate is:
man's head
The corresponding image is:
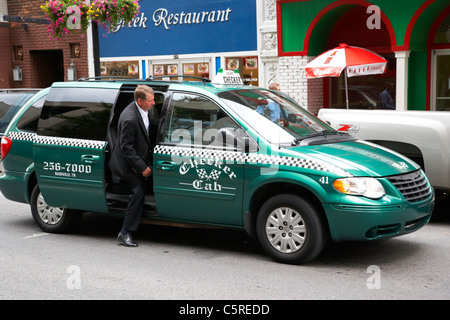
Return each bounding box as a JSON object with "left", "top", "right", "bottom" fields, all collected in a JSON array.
[
  {"left": 269, "top": 83, "right": 280, "bottom": 91},
  {"left": 135, "top": 85, "right": 155, "bottom": 111}
]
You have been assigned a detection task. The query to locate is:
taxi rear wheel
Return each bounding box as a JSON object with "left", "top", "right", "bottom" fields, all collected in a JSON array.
[
  {"left": 256, "top": 194, "right": 326, "bottom": 264},
  {"left": 30, "top": 185, "right": 82, "bottom": 233}
]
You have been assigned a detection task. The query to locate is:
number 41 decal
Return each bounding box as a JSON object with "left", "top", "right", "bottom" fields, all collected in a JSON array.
[{"left": 319, "top": 176, "right": 329, "bottom": 184}]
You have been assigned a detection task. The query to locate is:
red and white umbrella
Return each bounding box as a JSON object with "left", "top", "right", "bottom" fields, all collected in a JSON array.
[{"left": 304, "top": 43, "right": 387, "bottom": 108}]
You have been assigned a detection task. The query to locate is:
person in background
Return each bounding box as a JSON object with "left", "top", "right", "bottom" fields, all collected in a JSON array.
[
  {"left": 379, "top": 82, "right": 395, "bottom": 109},
  {"left": 256, "top": 83, "right": 282, "bottom": 122},
  {"left": 269, "top": 83, "right": 281, "bottom": 91}
]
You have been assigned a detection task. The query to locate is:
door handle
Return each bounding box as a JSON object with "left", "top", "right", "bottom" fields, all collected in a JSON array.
[
  {"left": 156, "top": 160, "right": 176, "bottom": 171},
  {"left": 81, "top": 155, "right": 100, "bottom": 164}
]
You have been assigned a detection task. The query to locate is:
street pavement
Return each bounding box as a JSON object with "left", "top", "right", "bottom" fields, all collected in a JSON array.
[{"left": 0, "top": 192, "right": 449, "bottom": 302}]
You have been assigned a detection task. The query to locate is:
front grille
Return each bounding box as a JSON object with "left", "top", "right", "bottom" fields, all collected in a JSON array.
[{"left": 386, "top": 170, "right": 432, "bottom": 202}]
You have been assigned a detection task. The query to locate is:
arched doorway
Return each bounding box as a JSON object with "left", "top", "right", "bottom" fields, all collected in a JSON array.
[{"left": 325, "top": 6, "right": 395, "bottom": 109}]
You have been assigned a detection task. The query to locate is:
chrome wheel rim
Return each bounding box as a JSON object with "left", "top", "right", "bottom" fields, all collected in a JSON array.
[
  {"left": 36, "top": 192, "right": 64, "bottom": 225},
  {"left": 265, "top": 207, "right": 307, "bottom": 254}
]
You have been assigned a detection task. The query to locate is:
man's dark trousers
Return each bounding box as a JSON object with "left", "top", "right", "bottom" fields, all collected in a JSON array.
[{"left": 122, "top": 181, "right": 146, "bottom": 233}]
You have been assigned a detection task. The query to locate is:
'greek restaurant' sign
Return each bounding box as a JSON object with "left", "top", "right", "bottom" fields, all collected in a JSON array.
[{"left": 99, "top": 0, "right": 257, "bottom": 57}]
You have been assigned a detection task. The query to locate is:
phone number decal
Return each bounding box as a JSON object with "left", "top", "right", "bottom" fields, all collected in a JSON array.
[{"left": 43, "top": 162, "right": 92, "bottom": 177}]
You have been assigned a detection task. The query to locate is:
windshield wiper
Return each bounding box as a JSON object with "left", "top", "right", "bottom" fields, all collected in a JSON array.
[{"left": 292, "top": 130, "right": 339, "bottom": 146}]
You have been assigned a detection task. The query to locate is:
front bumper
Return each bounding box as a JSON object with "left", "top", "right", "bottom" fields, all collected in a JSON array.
[{"left": 323, "top": 190, "right": 434, "bottom": 242}]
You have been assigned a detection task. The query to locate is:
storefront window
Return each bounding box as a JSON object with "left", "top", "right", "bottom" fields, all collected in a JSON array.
[
  {"left": 432, "top": 14, "right": 450, "bottom": 111},
  {"left": 100, "top": 61, "right": 140, "bottom": 79},
  {"left": 153, "top": 64, "right": 177, "bottom": 77},
  {"left": 329, "top": 54, "right": 396, "bottom": 110},
  {"left": 433, "top": 51, "right": 450, "bottom": 111},
  {"left": 226, "top": 56, "right": 259, "bottom": 86},
  {"left": 152, "top": 62, "right": 210, "bottom": 81},
  {"left": 182, "top": 63, "right": 210, "bottom": 79}
]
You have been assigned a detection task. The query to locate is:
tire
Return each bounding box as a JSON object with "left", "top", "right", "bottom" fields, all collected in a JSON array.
[
  {"left": 256, "top": 194, "right": 326, "bottom": 264},
  {"left": 30, "top": 185, "right": 82, "bottom": 233}
]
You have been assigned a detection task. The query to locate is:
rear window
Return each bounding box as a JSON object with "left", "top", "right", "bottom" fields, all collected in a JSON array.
[{"left": 37, "top": 87, "right": 117, "bottom": 141}]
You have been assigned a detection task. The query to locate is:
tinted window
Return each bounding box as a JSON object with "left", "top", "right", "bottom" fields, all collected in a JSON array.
[
  {"left": 0, "top": 93, "right": 25, "bottom": 120},
  {"left": 17, "top": 95, "right": 47, "bottom": 133},
  {"left": 38, "top": 88, "right": 117, "bottom": 141},
  {"left": 164, "top": 92, "right": 242, "bottom": 149}
]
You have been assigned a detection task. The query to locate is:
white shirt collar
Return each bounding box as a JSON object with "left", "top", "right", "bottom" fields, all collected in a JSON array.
[{"left": 136, "top": 102, "right": 149, "bottom": 131}]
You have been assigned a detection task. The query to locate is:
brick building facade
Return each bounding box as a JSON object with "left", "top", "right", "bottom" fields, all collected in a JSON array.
[{"left": 0, "top": 0, "right": 88, "bottom": 89}]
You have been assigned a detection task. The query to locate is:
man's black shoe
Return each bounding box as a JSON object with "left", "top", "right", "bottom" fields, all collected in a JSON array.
[{"left": 117, "top": 232, "right": 138, "bottom": 247}]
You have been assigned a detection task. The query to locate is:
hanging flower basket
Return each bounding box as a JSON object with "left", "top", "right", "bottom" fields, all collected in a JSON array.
[
  {"left": 41, "top": 0, "right": 140, "bottom": 39},
  {"left": 41, "top": 0, "right": 90, "bottom": 39},
  {"left": 89, "top": 0, "right": 140, "bottom": 34}
]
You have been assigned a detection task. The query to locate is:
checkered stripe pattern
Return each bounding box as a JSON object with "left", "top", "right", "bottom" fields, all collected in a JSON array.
[
  {"left": 155, "top": 145, "right": 248, "bottom": 163},
  {"left": 8, "top": 132, "right": 106, "bottom": 149},
  {"left": 33, "top": 136, "right": 106, "bottom": 149},
  {"left": 154, "top": 145, "right": 351, "bottom": 177},
  {"left": 8, "top": 132, "right": 35, "bottom": 142}
]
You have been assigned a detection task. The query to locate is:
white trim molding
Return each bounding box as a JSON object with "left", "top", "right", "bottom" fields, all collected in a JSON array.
[{"left": 395, "top": 50, "right": 410, "bottom": 111}]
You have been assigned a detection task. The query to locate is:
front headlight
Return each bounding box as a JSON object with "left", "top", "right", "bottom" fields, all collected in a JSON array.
[{"left": 333, "top": 177, "right": 385, "bottom": 199}]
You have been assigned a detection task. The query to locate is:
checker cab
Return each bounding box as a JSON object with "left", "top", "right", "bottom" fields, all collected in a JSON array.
[{"left": 0, "top": 74, "right": 434, "bottom": 264}]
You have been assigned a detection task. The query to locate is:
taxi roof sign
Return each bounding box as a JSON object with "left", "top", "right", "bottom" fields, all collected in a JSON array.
[{"left": 212, "top": 68, "right": 243, "bottom": 85}]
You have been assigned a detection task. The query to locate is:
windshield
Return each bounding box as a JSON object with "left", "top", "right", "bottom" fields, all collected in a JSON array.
[{"left": 217, "top": 89, "right": 338, "bottom": 146}]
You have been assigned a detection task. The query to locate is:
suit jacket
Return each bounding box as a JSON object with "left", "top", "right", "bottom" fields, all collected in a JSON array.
[{"left": 109, "top": 101, "right": 158, "bottom": 186}]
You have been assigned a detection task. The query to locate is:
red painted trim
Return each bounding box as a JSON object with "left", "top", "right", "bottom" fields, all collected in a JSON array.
[
  {"left": 277, "top": 0, "right": 397, "bottom": 56},
  {"left": 279, "top": 51, "right": 304, "bottom": 57},
  {"left": 277, "top": 1, "right": 307, "bottom": 55},
  {"left": 276, "top": 1, "right": 284, "bottom": 56}
]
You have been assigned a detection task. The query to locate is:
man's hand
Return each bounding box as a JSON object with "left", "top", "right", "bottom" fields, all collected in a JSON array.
[{"left": 142, "top": 167, "right": 152, "bottom": 178}]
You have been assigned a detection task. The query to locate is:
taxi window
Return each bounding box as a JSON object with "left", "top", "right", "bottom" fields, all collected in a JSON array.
[
  {"left": 17, "top": 95, "right": 47, "bottom": 133},
  {"left": 218, "top": 89, "right": 337, "bottom": 146},
  {"left": 164, "top": 92, "right": 241, "bottom": 148},
  {"left": 38, "top": 87, "right": 116, "bottom": 141}
]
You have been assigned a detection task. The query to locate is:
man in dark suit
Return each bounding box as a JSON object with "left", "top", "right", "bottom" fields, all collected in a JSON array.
[{"left": 109, "top": 85, "right": 157, "bottom": 247}]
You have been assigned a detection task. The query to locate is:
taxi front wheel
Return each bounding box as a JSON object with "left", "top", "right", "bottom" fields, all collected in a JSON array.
[
  {"left": 256, "top": 194, "right": 326, "bottom": 264},
  {"left": 30, "top": 185, "right": 82, "bottom": 234}
]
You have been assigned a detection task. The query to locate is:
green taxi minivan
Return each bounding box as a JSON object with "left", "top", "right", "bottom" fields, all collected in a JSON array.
[{"left": 0, "top": 71, "right": 434, "bottom": 264}]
